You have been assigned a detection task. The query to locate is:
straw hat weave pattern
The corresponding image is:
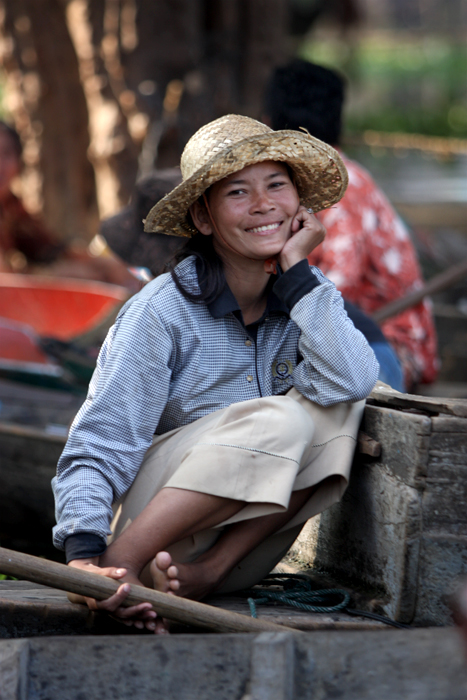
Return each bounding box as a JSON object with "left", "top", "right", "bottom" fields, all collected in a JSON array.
[{"left": 144, "top": 114, "right": 348, "bottom": 237}]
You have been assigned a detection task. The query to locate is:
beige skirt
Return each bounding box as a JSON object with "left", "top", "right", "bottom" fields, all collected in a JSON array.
[{"left": 110, "top": 387, "right": 365, "bottom": 592}]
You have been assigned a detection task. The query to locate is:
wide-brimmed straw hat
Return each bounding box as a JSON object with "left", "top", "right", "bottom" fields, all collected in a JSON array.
[{"left": 144, "top": 114, "right": 348, "bottom": 237}]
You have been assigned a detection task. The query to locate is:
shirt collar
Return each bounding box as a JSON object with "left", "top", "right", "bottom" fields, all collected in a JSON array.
[{"left": 195, "top": 258, "right": 289, "bottom": 320}]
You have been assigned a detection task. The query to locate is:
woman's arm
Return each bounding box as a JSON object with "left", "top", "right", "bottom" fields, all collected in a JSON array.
[
  {"left": 274, "top": 262, "right": 379, "bottom": 406},
  {"left": 52, "top": 294, "right": 174, "bottom": 556},
  {"left": 272, "top": 206, "right": 379, "bottom": 405}
]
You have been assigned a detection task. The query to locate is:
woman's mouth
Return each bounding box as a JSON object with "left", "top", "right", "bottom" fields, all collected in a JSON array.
[{"left": 245, "top": 222, "right": 282, "bottom": 235}]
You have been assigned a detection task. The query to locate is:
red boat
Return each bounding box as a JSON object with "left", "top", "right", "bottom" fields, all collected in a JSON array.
[{"left": 0, "top": 274, "right": 129, "bottom": 388}]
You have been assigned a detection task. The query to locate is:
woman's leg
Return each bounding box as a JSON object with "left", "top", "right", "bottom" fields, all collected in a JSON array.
[
  {"left": 153, "top": 485, "right": 314, "bottom": 600},
  {"left": 100, "top": 486, "right": 246, "bottom": 587}
]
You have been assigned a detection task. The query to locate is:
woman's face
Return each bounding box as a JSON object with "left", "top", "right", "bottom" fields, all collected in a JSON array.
[
  {"left": 0, "top": 131, "right": 21, "bottom": 201},
  {"left": 194, "top": 161, "right": 300, "bottom": 264}
]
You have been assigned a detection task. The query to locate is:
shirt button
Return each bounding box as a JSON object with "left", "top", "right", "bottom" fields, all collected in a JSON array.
[
  {"left": 245, "top": 339, "right": 252, "bottom": 346},
  {"left": 246, "top": 375, "right": 253, "bottom": 382}
]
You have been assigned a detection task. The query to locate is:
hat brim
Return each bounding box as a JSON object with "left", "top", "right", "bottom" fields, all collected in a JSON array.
[{"left": 143, "top": 129, "right": 348, "bottom": 237}]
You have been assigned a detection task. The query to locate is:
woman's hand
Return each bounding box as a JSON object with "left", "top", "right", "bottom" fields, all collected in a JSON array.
[
  {"left": 68, "top": 558, "right": 158, "bottom": 631},
  {"left": 278, "top": 206, "right": 326, "bottom": 272}
]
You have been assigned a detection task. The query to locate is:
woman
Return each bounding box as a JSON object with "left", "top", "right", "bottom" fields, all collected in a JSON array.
[{"left": 53, "top": 115, "right": 379, "bottom": 633}]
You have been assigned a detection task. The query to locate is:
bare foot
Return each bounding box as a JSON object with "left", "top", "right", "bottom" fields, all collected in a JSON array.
[
  {"left": 150, "top": 552, "right": 181, "bottom": 594},
  {"left": 150, "top": 550, "right": 225, "bottom": 601}
]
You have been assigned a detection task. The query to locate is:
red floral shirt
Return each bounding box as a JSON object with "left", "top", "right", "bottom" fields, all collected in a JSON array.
[{"left": 308, "top": 153, "right": 438, "bottom": 389}]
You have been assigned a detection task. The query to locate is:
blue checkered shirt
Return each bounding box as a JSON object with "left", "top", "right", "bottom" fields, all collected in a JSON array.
[{"left": 53, "top": 257, "right": 378, "bottom": 551}]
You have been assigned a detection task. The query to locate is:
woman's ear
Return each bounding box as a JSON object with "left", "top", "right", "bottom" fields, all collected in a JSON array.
[{"left": 190, "top": 200, "right": 213, "bottom": 237}]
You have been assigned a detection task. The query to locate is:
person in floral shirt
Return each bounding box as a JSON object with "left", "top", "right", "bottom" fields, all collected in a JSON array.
[{"left": 265, "top": 60, "right": 438, "bottom": 391}]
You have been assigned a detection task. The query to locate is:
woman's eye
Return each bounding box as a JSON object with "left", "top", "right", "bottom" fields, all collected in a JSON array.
[
  {"left": 227, "top": 188, "right": 245, "bottom": 196},
  {"left": 269, "top": 180, "right": 287, "bottom": 189}
]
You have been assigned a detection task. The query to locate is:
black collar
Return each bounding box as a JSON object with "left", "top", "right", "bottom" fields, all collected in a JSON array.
[{"left": 195, "top": 258, "right": 289, "bottom": 322}]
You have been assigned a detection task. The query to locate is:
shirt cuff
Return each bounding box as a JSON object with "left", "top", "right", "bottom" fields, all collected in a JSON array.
[
  {"left": 273, "top": 259, "right": 321, "bottom": 312},
  {"left": 64, "top": 533, "right": 107, "bottom": 563}
]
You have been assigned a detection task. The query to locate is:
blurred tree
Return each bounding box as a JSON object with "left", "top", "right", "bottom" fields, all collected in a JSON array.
[
  {"left": 0, "top": 0, "right": 99, "bottom": 244},
  {"left": 0, "top": 0, "right": 291, "bottom": 243}
]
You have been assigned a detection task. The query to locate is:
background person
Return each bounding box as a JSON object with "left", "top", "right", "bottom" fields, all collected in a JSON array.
[
  {"left": 53, "top": 114, "right": 379, "bottom": 633},
  {"left": 0, "top": 121, "right": 139, "bottom": 292},
  {"left": 264, "top": 60, "right": 438, "bottom": 392}
]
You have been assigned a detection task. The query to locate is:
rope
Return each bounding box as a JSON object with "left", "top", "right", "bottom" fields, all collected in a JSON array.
[
  {"left": 246, "top": 573, "right": 350, "bottom": 618},
  {"left": 244, "top": 573, "right": 410, "bottom": 629}
]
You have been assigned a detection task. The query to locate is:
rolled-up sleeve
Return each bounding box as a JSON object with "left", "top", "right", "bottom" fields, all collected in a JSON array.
[{"left": 52, "top": 298, "right": 173, "bottom": 549}]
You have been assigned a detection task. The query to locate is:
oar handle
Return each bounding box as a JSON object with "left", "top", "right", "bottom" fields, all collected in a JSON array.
[{"left": 0, "top": 546, "right": 298, "bottom": 634}]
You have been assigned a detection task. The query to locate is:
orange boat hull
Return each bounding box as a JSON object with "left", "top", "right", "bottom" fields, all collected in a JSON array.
[{"left": 0, "top": 273, "right": 129, "bottom": 341}]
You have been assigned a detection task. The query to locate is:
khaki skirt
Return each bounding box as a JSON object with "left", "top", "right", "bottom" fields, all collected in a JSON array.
[{"left": 110, "top": 387, "right": 364, "bottom": 592}]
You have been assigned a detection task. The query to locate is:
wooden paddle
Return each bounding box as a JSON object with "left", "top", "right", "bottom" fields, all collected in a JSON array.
[{"left": 0, "top": 546, "right": 299, "bottom": 634}]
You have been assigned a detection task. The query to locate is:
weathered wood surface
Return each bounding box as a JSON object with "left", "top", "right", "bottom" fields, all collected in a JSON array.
[
  {"left": 0, "top": 420, "right": 66, "bottom": 556},
  {"left": 0, "top": 378, "right": 83, "bottom": 429},
  {"left": 369, "top": 382, "right": 467, "bottom": 418},
  {"left": 0, "top": 582, "right": 385, "bottom": 638},
  {"left": 290, "top": 392, "right": 467, "bottom": 626},
  {"left": 0, "top": 547, "right": 297, "bottom": 635},
  {"left": 2, "top": 628, "right": 467, "bottom": 700}
]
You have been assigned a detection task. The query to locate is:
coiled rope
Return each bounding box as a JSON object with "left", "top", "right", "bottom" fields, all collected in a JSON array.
[
  {"left": 245, "top": 573, "right": 410, "bottom": 629},
  {"left": 246, "top": 573, "right": 349, "bottom": 617}
]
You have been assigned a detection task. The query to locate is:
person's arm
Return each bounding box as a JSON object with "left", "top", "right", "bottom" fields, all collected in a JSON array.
[
  {"left": 274, "top": 206, "right": 378, "bottom": 405},
  {"left": 52, "top": 294, "right": 173, "bottom": 558},
  {"left": 274, "top": 261, "right": 379, "bottom": 405}
]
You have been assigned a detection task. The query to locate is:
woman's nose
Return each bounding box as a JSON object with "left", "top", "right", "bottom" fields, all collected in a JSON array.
[{"left": 250, "top": 188, "right": 274, "bottom": 213}]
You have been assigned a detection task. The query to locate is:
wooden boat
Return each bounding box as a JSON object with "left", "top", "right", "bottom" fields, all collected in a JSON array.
[
  {"left": 0, "top": 273, "right": 128, "bottom": 389},
  {"left": 0, "top": 386, "right": 467, "bottom": 699},
  {"left": 1, "top": 383, "right": 467, "bottom": 628}
]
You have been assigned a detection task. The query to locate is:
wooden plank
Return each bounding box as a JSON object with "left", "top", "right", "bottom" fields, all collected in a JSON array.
[
  {"left": 431, "top": 416, "right": 467, "bottom": 433},
  {"left": 361, "top": 404, "right": 431, "bottom": 487},
  {"left": 0, "top": 584, "right": 386, "bottom": 633},
  {"left": 429, "top": 433, "right": 467, "bottom": 456},
  {"left": 368, "top": 382, "right": 467, "bottom": 418},
  {"left": 357, "top": 431, "right": 382, "bottom": 458},
  {"left": 0, "top": 547, "right": 297, "bottom": 635},
  {"left": 0, "top": 421, "right": 67, "bottom": 444},
  {"left": 423, "top": 467, "right": 467, "bottom": 530}
]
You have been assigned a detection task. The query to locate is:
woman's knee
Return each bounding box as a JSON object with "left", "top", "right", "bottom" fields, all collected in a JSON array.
[{"left": 259, "top": 395, "right": 315, "bottom": 441}]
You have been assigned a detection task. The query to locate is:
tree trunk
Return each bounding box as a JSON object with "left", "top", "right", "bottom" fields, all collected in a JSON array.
[
  {"left": 1, "top": 0, "right": 99, "bottom": 243},
  {"left": 0, "top": 0, "right": 292, "bottom": 242}
]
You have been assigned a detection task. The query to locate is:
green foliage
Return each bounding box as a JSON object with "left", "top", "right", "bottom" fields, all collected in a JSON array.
[{"left": 300, "top": 35, "right": 467, "bottom": 138}]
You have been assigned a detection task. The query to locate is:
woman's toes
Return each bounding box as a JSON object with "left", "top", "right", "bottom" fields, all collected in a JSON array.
[
  {"left": 151, "top": 552, "right": 181, "bottom": 594},
  {"left": 167, "top": 564, "right": 179, "bottom": 580},
  {"left": 168, "top": 578, "right": 180, "bottom": 592},
  {"left": 155, "top": 551, "right": 172, "bottom": 571}
]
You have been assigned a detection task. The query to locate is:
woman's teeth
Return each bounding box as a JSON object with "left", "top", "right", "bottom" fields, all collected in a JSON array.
[{"left": 247, "top": 223, "right": 280, "bottom": 233}]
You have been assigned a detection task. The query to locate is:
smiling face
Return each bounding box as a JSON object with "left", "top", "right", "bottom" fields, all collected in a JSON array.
[{"left": 191, "top": 161, "right": 300, "bottom": 265}]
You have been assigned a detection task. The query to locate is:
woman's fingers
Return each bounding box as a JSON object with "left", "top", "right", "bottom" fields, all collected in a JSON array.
[
  {"left": 67, "top": 559, "right": 159, "bottom": 631},
  {"left": 91, "top": 582, "right": 132, "bottom": 611},
  {"left": 280, "top": 206, "right": 326, "bottom": 270}
]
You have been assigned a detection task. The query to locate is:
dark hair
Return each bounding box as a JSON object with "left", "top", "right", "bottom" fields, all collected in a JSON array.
[
  {"left": 0, "top": 121, "right": 22, "bottom": 159},
  {"left": 168, "top": 231, "right": 225, "bottom": 304},
  {"left": 264, "top": 59, "right": 345, "bottom": 146}
]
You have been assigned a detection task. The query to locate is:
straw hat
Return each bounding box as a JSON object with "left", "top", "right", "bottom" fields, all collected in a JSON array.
[{"left": 144, "top": 114, "right": 348, "bottom": 237}]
